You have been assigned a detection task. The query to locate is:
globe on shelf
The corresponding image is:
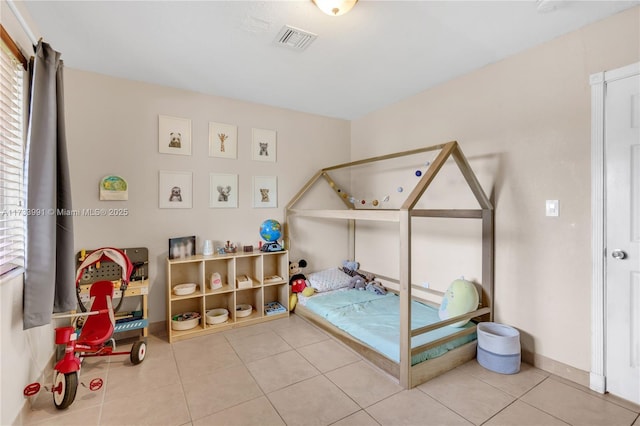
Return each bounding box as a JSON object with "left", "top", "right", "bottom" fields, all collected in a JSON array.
[{"left": 259, "top": 219, "right": 283, "bottom": 252}]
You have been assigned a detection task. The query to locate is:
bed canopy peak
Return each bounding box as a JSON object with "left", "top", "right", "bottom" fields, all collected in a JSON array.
[{"left": 286, "top": 140, "right": 493, "bottom": 215}]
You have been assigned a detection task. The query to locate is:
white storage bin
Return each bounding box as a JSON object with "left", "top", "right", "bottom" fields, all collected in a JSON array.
[{"left": 477, "top": 322, "right": 521, "bottom": 374}]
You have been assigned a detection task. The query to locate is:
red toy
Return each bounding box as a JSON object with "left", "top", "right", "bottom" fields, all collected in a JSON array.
[
  {"left": 289, "top": 259, "right": 308, "bottom": 293},
  {"left": 23, "top": 247, "right": 146, "bottom": 409}
]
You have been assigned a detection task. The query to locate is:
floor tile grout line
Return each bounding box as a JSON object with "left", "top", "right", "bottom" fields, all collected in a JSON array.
[
  {"left": 414, "top": 385, "right": 482, "bottom": 425},
  {"left": 544, "top": 374, "right": 640, "bottom": 416},
  {"left": 514, "top": 397, "right": 573, "bottom": 426},
  {"left": 236, "top": 315, "right": 363, "bottom": 420},
  {"left": 518, "top": 374, "right": 549, "bottom": 400},
  {"left": 244, "top": 348, "right": 323, "bottom": 396},
  {"left": 240, "top": 338, "right": 359, "bottom": 425},
  {"left": 170, "top": 340, "right": 197, "bottom": 425},
  {"left": 478, "top": 398, "right": 522, "bottom": 426},
  {"left": 415, "top": 372, "right": 518, "bottom": 425},
  {"left": 314, "top": 357, "right": 364, "bottom": 375},
  {"left": 463, "top": 365, "right": 549, "bottom": 400},
  {"left": 186, "top": 328, "right": 292, "bottom": 424},
  {"left": 517, "top": 376, "right": 626, "bottom": 426},
  {"left": 95, "top": 359, "right": 110, "bottom": 425},
  {"left": 224, "top": 328, "right": 294, "bottom": 364},
  {"left": 327, "top": 409, "right": 382, "bottom": 426},
  {"left": 320, "top": 360, "right": 402, "bottom": 411},
  {"left": 258, "top": 394, "right": 288, "bottom": 426},
  {"left": 461, "top": 370, "right": 573, "bottom": 426}
]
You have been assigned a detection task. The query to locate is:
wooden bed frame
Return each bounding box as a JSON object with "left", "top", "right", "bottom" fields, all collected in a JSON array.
[{"left": 284, "top": 141, "right": 494, "bottom": 389}]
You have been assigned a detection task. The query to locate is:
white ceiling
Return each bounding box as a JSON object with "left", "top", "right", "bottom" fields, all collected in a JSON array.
[{"left": 23, "top": 0, "right": 639, "bottom": 120}]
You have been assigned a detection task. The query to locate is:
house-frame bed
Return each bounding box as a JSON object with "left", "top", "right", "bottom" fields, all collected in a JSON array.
[{"left": 284, "top": 141, "right": 494, "bottom": 389}]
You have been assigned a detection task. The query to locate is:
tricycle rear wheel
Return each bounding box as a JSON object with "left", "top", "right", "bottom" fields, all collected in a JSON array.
[{"left": 130, "top": 340, "right": 146, "bottom": 365}]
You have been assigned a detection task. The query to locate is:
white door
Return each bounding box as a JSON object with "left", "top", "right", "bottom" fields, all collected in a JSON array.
[{"left": 605, "top": 72, "right": 640, "bottom": 404}]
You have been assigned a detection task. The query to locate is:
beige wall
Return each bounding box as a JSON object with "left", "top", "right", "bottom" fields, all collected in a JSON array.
[
  {"left": 2, "top": 4, "right": 638, "bottom": 423},
  {"left": 63, "top": 68, "right": 351, "bottom": 326},
  {"left": 1, "top": 65, "right": 349, "bottom": 426},
  {"left": 3, "top": 61, "right": 350, "bottom": 423},
  {"left": 351, "top": 7, "right": 640, "bottom": 373}
]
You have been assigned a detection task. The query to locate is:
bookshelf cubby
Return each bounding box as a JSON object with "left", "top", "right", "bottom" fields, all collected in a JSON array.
[{"left": 166, "top": 250, "right": 288, "bottom": 342}]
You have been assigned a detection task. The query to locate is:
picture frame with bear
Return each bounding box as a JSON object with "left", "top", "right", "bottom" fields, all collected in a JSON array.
[
  {"left": 252, "top": 175, "right": 277, "bottom": 208},
  {"left": 159, "top": 115, "right": 192, "bottom": 156},
  {"left": 209, "top": 122, "right": 237, "bottom": 159},
  {"left": 210, "top": 173, "right": 238, "bottom": 208},
  {"left": 251, "top": 128, "right": 276, "bottom": 162},
  {"left": 159, "top": 171, "right": 193, "bottom": 209}
]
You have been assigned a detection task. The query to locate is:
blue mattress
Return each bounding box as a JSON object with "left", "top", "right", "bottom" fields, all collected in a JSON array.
[{"left": 304, "top": 290, "right": 476, "bottom": 365}]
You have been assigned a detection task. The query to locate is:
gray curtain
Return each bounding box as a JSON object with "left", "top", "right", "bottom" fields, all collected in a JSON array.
[{"left": 23, "top": 41, "right": 75, "bottom": 329}]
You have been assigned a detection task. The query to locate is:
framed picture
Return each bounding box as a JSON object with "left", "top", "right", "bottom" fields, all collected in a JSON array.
[
  {"left": 159, "top": 115, "right": 191, "bottom": 155},
  {"left": 252, "top": 176, "right": 277, "bottom": 208},
  {"left": 251, "top": 128, "right": 277, "bottom": 162},
  {"left": 210, "top": 173, "right": 238, "bottom": 208},
  {"left": 169, "top": 235, "right": 196, "bottom": 260},
  {"left": 159, "top": 171, "right": 193, "bottom": 208},
  {"left": 209, "top": 122, "right": 237, "bottom": 159}
]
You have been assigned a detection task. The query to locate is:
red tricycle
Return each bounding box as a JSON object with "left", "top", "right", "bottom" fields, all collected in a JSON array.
[{"left": 23, "top": 247, "right": 147, "bottom": 409}]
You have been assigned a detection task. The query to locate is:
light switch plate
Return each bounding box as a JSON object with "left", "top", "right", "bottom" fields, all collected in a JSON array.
[{"left": 546, "top": 200, "right": 559, "bottom": 217}]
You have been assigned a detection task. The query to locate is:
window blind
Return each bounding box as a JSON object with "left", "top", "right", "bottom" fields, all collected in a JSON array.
[{"left": 0, "top": 39, "right": 25, "bottom": 275}]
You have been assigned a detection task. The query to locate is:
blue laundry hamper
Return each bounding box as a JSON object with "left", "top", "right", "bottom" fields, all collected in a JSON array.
[{"left": 477, "top": 322, "right": 521, "bottom": 374}]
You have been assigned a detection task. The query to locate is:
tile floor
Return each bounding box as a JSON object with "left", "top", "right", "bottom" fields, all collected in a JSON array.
[{"left": 20, "top": 314, "right": 640, "bottom": 426}]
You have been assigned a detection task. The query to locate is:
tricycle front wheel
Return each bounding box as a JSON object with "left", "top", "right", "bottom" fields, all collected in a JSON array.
[{"left": 53, "top": 371, "right": 78, "bottom": 410}]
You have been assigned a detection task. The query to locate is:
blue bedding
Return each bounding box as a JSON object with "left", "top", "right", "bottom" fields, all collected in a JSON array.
[{"left": 305, "top": 290, "right": 476, "bottom": 365}]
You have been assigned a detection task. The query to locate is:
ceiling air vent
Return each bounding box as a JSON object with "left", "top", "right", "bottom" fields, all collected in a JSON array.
[{"left": 275, "top": 25, "right": 317, "bottom": 51}]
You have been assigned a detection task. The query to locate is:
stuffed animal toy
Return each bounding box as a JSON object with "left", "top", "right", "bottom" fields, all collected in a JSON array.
[
  {"left": 289, "top": 259, "right": 309, "bottom": 293},
  {"left": 438, "top": 278, "right": 479, "bottom": 327},
  {"left": 341, "top": 260, "right": 375, "bottom": 282},
  {"left": 366, "top": 281, "right": 387, "bottom": 295},
  {"left": 289, "top": 293, "right": 298, "bottom": 311},
  {"left": 348, "top": 275, "right": 366, "bottom": 290},
  {"left": 342, "top": 260, "right": 359, "bottom": 273}
]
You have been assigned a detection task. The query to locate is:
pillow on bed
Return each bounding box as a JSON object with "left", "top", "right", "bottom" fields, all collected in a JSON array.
[
  {"left": 438, "top": 278, "right": 479, "bottom": 327},
  {"left": 307, "top": 268, "right": 352, "bottom": 292}
]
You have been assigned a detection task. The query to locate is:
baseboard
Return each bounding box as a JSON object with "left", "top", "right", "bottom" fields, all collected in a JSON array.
[
  {"left": 522, "top": 349, "right": 590, "bottom": 388},
  {"left": 590, "top": 372, "right": 606, "bottom": 393},
  {"left": 148, "top": 320, "right": 166, "bottom": 337},
  {"left": 14, "top": 352, "right": 55, "bottom": 425}
]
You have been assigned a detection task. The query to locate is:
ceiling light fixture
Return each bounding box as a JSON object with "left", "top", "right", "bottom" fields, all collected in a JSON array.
[{"left": 312, "top": 0, "right": 358, "bottom": 17}]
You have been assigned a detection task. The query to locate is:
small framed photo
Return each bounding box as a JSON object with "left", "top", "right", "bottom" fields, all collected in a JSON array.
[
  {"left": 209, "top": 122, "right": 237, "bottom": 159},
  {"left": 253, "top": 176, "right": 277, "bottom": 208},
  {"left": 159, "top": 171, "right": 193, "bottom": 209},
  {"left": 159, "top": 115, "right": 191, "bottom": 155},
  {"left": 210, "top": 173, "right": 238, "bottom": 208},
  {"left": 169, "top": 235, "right": 196, "bottom": 260},
  {"left": 251, "top": 128, "right": 276, "bottom": 162}
]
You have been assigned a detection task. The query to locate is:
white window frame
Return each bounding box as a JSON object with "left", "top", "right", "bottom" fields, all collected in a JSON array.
[{"left": 0, "top": 31, "right": 26, "bottom": 276}]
